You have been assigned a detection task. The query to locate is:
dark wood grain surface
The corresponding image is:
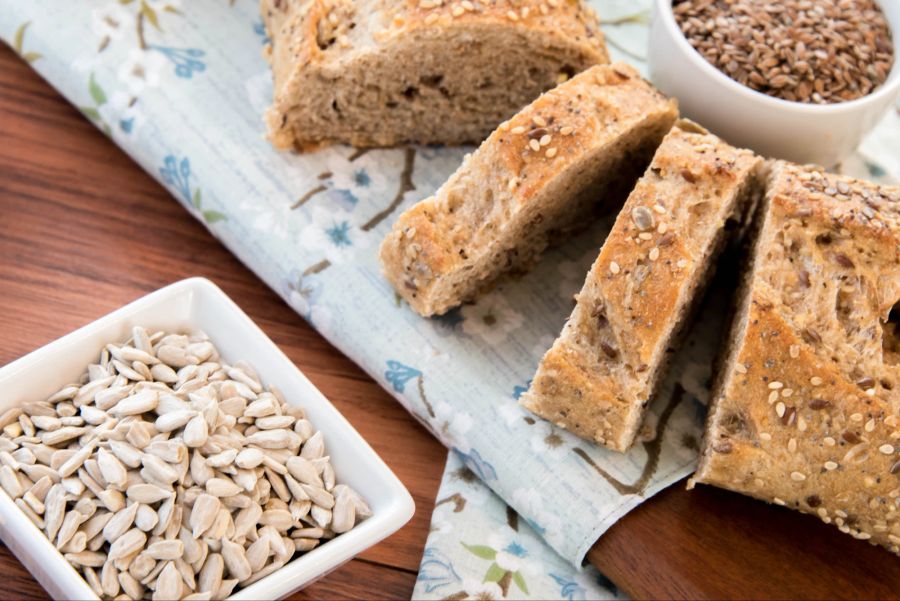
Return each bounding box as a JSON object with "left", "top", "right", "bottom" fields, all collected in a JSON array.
[
  {"left": 590, "top": 481, "right": 900, "bottom": 600},
  {"left": 3, "top": 41, "right": 900, "bottom": 601}
]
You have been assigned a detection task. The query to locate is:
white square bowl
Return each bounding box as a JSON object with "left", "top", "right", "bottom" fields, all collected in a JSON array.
[{"left": 0, "top": 277, "right": 415, "bottom": 600}]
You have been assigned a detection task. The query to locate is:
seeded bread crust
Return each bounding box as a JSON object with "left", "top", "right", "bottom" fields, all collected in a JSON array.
[
  {"left": 521, "top": 122, "right": 762, "bottom": 451},
  {"left": 691, "top": 161, "right": 900, "bottom": 553},
  {"left": 379, "top": 63, "right": 678, "bottom": 316},
  {"left": 261, "top": 0, "right": 609, "bottom": 150}
]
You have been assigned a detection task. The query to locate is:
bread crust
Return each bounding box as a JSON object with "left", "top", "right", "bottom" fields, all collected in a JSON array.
[
  {"left": 692, "top": 161, "right": 900, "bottom": 553},
  {"left": 379, "top": 63, "right": 678, "bottom": 316},
  {"left": 261, "top": 0, "right": 609, "bottom": 149},
  {"left": 521, "top": 123, "right": 762, "bottom": 451}
]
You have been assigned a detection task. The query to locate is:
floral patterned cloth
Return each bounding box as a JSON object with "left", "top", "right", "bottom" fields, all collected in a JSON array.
[
  {"left": 2, "top": 0, "right": 896, "bottom": 584},
  {"left": 413, "top": 452, "right": 626, "bottom": 601}
]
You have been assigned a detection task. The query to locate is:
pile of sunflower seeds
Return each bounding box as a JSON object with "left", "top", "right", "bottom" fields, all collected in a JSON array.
[
  {"left": 0, "top": 327, "right": 370, "bottom": 600},
  {"left": 673, "top": 0, "right": 895, "bottom": 104}
]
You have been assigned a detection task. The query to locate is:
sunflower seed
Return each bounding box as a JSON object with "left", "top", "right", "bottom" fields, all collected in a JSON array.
[
  {"left": 300, "top": 431, "right": 325, "bottom": 459},
  {"left": 125, "top": 421, "right": 153, "bottom": 449},
  {"left": 84, "top": 566, "right": 103, "bottom": 596},
  {"left": 332, "top": 492, "right": 356, "bottom": 533},
  {"left": 108, "top": 440, "right": 143, "bottom": 469},
  {"left": 128, "top": 553, "right": 156, "bottom": 581},
  {"left": 30, "top": 415, "right": 62, "bottom": 431},
  {"left": 165, "top": 504, "right": 182, "bottom": 541},
  {"left": 301, "top": 483, "right": 334, "bottom": 509},
  {"left": 294, "top": 538, "right": 319, "bottom": 552},
  {"left": 198, "top": 553, "right": 224, "bottom": 596},
  {"left": 97, "top": 449, "right": 127, "bottom": 489},
  {"left": 205, "top": 449, "right": 238, "bottom": 469},
  {"left": 41, "top": 426, "right": 87, "bottom": 446},
  {"left": 265, "top": 468, "right": 291, "bottom": 503},
  {"left": 285, "top": 456, "right": 322, "bottom": 487},
  {"left": 154, "top": 561, "right": 182, "bottom": 601},
  {"left": 46, "top": 387, "right": 78, "bottom": 405},
  {"left": 104, "top": 504, "right": 139, "bottom": 543},
  {"left": 191, "top": 494, "right": 220, "bottom": 538},
  {"left": 81, "top": 511, "right": 113, "bottom": 541},
  {"left": 142, "top": 454, "right": 179, "bottom": 484},
  {"left": 134, "top": 504, "right": 158, "bottom": 532},
  {"left": 153, "top": 494, "right": 175, "bottom": 536},
  {"left": 97, "top": 488, "right": 126, "bottom": 513},
  {"left": 145, "top": 440, "right": 186, "bottom": 464},
  {"left": 245, "top": 537, "right": 269, "bottom": 572},
  {"left": 126, "top": 483, "right": 171, "bottom": 504},
  {"left": 112, "top": 359, "right": 146, "bottom": 382},
  {"left": 184, "top": 414, "right": 209, "bottom": 448},
  {"left": 259, "top": 508, "right": 293, "bottom": 531},
  {"left": 206, "top": 477, "right": 242, "bottom": 498},
  {"left": 65, "top": 550, "right": 107, "bottom": 568},
  {"left": 119, "top": 570, "right": 144, "bottom": 600},
  {"left": 155, "top": 410, "right": 196, "bottom": 432},
  {"left": 146, "top": 539, "right": 184, "bottom": 561},
  {"left": 110, "top": 390, "right": 159, "bottom": 416},
  {"left": 244, "top": 397, "right": 277, "bottom": 419},
  {"left": 207, "top": 507, "right": 234, "bottom": 539},
  {"left": 233, "top": 502, "right": 263, "bottom": 539},
  {"left": 59, "top": 441, "right": 98, "bottom": 479},
  {"left": 333, "top": 485, "right": 372, "bottom": 520},
  {"left": 150, "top": 363, "right": 179, "bottom": 384},
  {"left": 246, "top": 429, "right": 293, "bottom": 449},
  {"left": 175, "top": 556, "right": 197, "bottom": 592},
  {"left": 108, "top": 528, "right": 146, "bottom": 562},
  {"left": 57, "top": 509, "right": 87, "bottom": 548},
  {"left": 0, "top": 465, "right": 23, "bottom": 498}
]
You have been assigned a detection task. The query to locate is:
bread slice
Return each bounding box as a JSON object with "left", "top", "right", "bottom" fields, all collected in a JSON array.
[
  {"left": 261, "top": 0, "right": 609, "bottom": 150},
  {"left": 520, "top": 121, "right": 763, "bottom": 452},
  {"left": 691, "top": 162, "right": 900, "bottom": 553},
  {"left": 379, "top": 63, "right": 678, "bottom": 316}
]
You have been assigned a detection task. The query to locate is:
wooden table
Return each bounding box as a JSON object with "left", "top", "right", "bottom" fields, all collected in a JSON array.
[{"left": 3, "top": 44, "right": 900, "bottom": 600}]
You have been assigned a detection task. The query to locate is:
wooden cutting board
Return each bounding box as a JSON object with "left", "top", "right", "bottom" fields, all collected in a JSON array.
[{"left": 589, "top": 481, "right": 900, "bottom": 599}]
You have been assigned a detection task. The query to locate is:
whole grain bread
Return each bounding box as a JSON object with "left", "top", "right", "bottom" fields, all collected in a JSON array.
[
  {"left": 691, "top": 161, "right": 900, "bottom": 554},
  {"left": 379, "top": 63, "right": 678, "bottom": 316},
  {"left": 261, "top": 0, "right": 609, "bottom": 150},
  {"left": 521, "top": 121, "right": 763, "bottom": 452}
]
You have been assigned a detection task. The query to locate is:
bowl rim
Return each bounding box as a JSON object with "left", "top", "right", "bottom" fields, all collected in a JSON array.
[
  {"left": 654, "top": 0, "right": 900, "bottom": 115},
  {"left": 0, "top": 277, "right": 415, "bottom": 600}
]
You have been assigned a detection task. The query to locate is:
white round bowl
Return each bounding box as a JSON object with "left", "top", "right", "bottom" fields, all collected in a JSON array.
[{"left": 648, "top": 0, "right": 900, "bottom": 167}]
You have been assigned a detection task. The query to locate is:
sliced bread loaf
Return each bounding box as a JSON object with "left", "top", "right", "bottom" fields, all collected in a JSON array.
[
  {"left": 261, "top": 0, "right": 608, "bottom": 150},
  {"left": 521, "top": 121, "right": 763, "bottom": 452},
  {"left": 380, "top": 63, "right": 678, "bottom": 316},
  {"left": 691, "top": 162, "right": 900, "bottom": 553}
]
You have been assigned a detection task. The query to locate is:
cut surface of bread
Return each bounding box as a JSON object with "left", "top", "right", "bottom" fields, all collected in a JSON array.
[
  {"left": 261, "top": 0, "right": 609, "bottom": 150},
  {"left": 520, "top": 121, "right": 763, "bottom": 452},
  {"left": 379, "top": 63, "right": 678, "bottom": 316},
  {"left": 691, "top": 161, "right": 900, "bottom": 554}
]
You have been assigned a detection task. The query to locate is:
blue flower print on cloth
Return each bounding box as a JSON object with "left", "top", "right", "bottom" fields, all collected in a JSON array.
[
  {"left": 3, "top": 0, "right": 896, "bottom": 573},
  {"left": 413, "top": 452, "right": 627, "bottom": 601}
]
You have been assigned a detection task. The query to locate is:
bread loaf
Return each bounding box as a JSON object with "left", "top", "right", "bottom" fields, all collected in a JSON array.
[
  {"left": 521, "top": 121, "right": 763, "bottom": 451},
  {"left": 380, "top": 63, "right": 678, "bottom": 316},
  {"left": 691, "top": 161, "right": 900, "bottom": 553},
  {"left": 261, "top": 0, "right": 609, "bottom": 150}
]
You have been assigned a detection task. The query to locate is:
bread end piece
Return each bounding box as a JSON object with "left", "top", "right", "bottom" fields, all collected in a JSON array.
[
  {"left": 691, "top": 161, "right": 900, "bottom": 553},
  {"left": 380, "top": 62, "right": 678, "bottom": 316},
  {"left": 262, "top": 0, "right": 609, "bottom": 150},
  {"left": 522, "top": 123, "right": 763, "bottom": 452}
]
